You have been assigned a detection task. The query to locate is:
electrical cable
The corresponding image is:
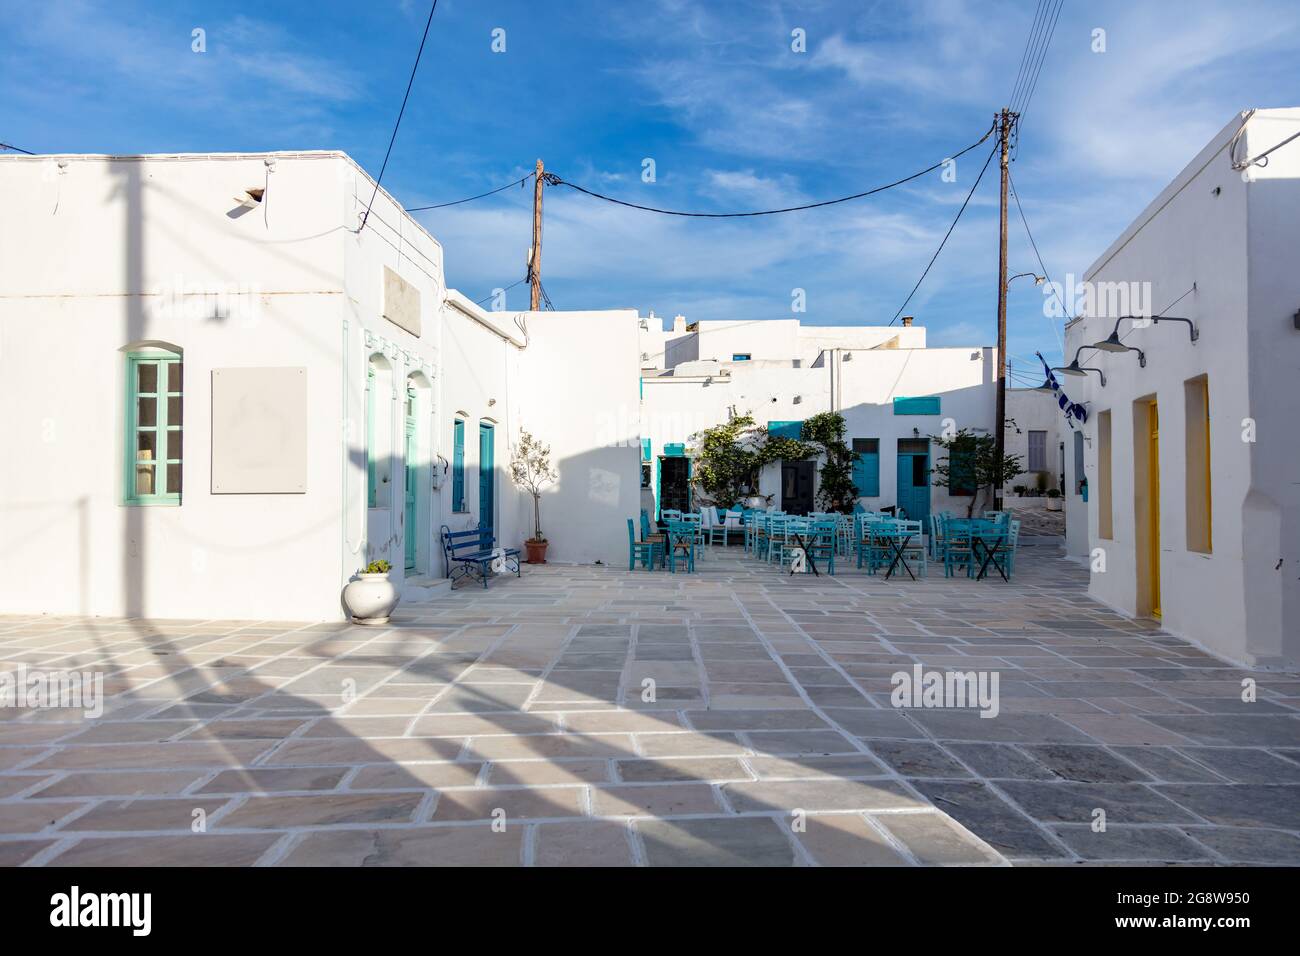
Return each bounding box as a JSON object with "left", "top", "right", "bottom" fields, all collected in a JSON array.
[
  {"left": 886, "top": 140, "right": 999, "bottom": 327},
  {"left": 0, "top": 142, "right": 34, "bottom": 155},
  {"left": 1007, "top": 1, "right": 1048, "bottom": 112},
  {"left": 407, "top": 174, "right": 533, "bottom": 211},
  {"left": 1014, "top": 0, "right": 1064, "bottom": 137},
  {"left": 359, "top": 0, "right": 438, "bottom": 232},
  {"left": 475, "top": 277, "right": 528, "bottom": 306},
  {"left": 1007, "top": 170, "right": 1067, "bottom": 357},
  {"left": 543, "top": 123, "right": 996, "bottom": 218}
]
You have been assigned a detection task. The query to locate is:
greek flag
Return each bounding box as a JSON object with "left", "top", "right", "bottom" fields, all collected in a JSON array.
[{"left": 1037, "top": 352, "right": 1088, "bottom": 424}]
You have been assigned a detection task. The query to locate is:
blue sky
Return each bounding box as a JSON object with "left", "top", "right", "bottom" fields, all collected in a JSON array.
[{"left": 4, "top": 0, "right": 1297, "bottom": 380}]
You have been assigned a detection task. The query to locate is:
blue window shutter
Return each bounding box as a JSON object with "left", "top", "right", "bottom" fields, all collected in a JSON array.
[
  {"left": 851, "top": 438, "right": 880, "bottom": 496},
  {"left": 767, "top": 420, "right": 803, "bottom": 440},
  {"left": 452, "top": 419, "right": 465, "bottom": 511},
  {"left": 641, "top": 438, "right": 651, "bottom": 461},
  {"left": 893, "top": 396, "right": 941, "bottom": 415}
]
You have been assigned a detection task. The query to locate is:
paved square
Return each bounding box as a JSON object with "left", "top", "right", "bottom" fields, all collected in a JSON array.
[{"left": 2, "top": 544, "right": 1298, "bottom": 866}]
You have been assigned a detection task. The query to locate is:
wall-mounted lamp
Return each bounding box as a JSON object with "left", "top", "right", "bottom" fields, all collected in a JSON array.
[
  {"left": 487, "top": 398, "right": 496, "bottom": 407},
  {"left": 1091, "top": 313, "right": 1200, "bottom": 367},
  {"left": 1052, "top": 346, "right": 1107, "bottom": 386}
]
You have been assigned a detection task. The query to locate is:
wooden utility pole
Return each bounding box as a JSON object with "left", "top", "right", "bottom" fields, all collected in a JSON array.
[
  {"left": 529, "top": 158, "right": 544, "bottom": 311},
  {"left": 993, "top": 108, "right": 1017, "bottom": 511}
]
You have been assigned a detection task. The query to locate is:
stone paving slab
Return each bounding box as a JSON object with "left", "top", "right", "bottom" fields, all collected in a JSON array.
[{"left": 1, "top": 546, "right": 1297, "bottom": 866}]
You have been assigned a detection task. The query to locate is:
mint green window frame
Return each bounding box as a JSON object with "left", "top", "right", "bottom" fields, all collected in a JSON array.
[
  {"left": 366, "top": 366, "right": 378, "bottom": 508},
  {"left": 125, "top": 350, "right": 183, "bottom": 505}
]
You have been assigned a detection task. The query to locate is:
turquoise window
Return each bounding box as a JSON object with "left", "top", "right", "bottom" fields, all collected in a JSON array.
[
  {"left": 125, "top": 350, "right": 182, "bottom": 505},
  {"left": 663, "top": 442, "right": 686, "bottom": 457},
  {"left": 893, "top": 396, "right": 941, "bottom": 415},
  {"left": 851, "top": 438, "right": 880, "bottom": 496},
  {"left": 767, "top": 420, "right": 803, "bottom": 440},
  {"left": 641, "top": 438, "right": 651, "bottom": 461},
  {"left": 452, "top": 418, "right": 466, "bottom": 511}
]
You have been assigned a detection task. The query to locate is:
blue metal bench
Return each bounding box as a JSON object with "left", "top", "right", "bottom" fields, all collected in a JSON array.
[{"left": 439, "top": 525, "right": 520, "bottom": 589}]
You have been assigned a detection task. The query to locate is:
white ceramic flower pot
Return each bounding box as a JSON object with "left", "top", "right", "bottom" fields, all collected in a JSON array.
[
  {"left": 1046, "top": 497, "right": 1063, "bottom": 512},
  {"left": 342, "top": 572, "right": 399, "bottom": 625}
]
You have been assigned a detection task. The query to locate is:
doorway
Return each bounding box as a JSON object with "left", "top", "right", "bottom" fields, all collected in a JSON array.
[
  {"left": 781, "top": 460, "right": 815, "bottom": 515},
  {"left": 659, "top": 456, "right": 691, "bottom": 517},
  {"left": 896, "top": 439, "right": 930, "bottom": 523},
  {"left": 1145, "top": 400, "right": 1162, "bottom": 618},
  {"left": 478, "top": 422, "right": 495, "bottom": 539},
  {"left": 404, "top": 386, "right": 417, "bottom": 570}
]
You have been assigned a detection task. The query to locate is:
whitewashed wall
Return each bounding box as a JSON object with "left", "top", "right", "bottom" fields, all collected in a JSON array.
[
  {"left": 1065, "top": 109, "right": 1300, "bottom": 668},
  {"left": 0, "top": 153, "right": 361, "bottom": 620},
  {"left": 641, "top": 344, "right": 997, "bottom": 515},
  {"left": 514, "top": 310, "right": 642, "bottom": 564}
]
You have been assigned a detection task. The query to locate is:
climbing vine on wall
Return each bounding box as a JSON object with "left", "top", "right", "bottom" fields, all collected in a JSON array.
[{"left": 688, "top": 414, "right": 815, "bottom": 508}]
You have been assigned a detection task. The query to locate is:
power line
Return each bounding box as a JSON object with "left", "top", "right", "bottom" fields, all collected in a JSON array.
[
  {"left": 1008, "top": 1, "right": 1048, "bottom": 111},
  {"left": 544, "top": 123, "right": 996, "bottom": 218},
  {"left": 537, "top": 279, "right": 555, "bottom": 312},
  {"left": 475, "top": 276, "right": 528, "bottom": 306},
  {"left": 1014, "top": 0, "right": 1063, "bottom": 131},
  {"left": 1007, "top": 170, "right": 1066, "bottom": 357},
  {"left": 407, "top": 174, "right": 533, "bottom": 211},
  {"left": 0, "top": 142, "right": 34, "bottom": 155},
  {"left": 359, "top": 0, "right": 438, "bottom": 233},
  {"left": 886, "top": 140, "right": 999, "bottom": 326}
]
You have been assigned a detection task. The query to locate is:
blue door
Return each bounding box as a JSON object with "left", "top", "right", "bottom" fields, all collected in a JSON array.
[
  {"left": 478, "top": 423, "right": 494, "bottom": 537},
  {"left": 404, "top": 387, "right": 417, "bottom": 570},
  {"left": 896, "top": 451, "right": 930, "bottom": 523}
]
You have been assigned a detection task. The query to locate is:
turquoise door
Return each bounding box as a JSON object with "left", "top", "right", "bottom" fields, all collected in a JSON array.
[
  {"left": 404, "top": 388, "right": 417, "bottom": 570},
  {"left": 478, "top": 423, "right": 494, "bottom": 537},
  {"left": 896, "top": 452, "right": 930, "bottom": 523}
]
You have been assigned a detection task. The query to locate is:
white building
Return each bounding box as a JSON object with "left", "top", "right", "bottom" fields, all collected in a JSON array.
[
  {"left": 0, "top": 151, "right": 639, "bottom": 622},
  {"left": 1063, "top": 108, "right": 1300, "bottom": 670},
  {"left": 638, "top": 316, "right": 1052, "bottom": 521}
]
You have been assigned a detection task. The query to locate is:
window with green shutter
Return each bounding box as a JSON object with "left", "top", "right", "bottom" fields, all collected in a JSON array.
[
  {"left": 851, "top": 438, "right": 879, "bottom": 496},
  {"left": 125, "top": 350, "right": 183, "bottom": 505}
]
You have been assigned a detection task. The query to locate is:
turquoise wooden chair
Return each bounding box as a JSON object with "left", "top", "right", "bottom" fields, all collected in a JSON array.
[
  {"left": 807, "top": 516, "right": 839, "bottom": 575},
  {"left": 628, "top": 519, "right": 663, "bottom": 571},
  {"left": 665, "top": 519, "right": 696, "bottom": 573},
  {"left": 942, "top": 516, "right": 975, "bottom": 578}
]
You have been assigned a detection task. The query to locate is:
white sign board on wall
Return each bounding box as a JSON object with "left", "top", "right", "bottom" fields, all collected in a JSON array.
[{"left": 211, "top": 367, "right": 307, "bottom": 494}]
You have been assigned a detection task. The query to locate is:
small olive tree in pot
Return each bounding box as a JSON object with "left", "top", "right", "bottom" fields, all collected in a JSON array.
[{"left": 510, "top": 429, "right": 558, "bottom": 563}]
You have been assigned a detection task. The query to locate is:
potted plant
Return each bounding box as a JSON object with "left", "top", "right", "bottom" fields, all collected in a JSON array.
[
  {"left": 1012, "top": 484, "right": 1027, "bottom": 497},
  {"left": 1045, "top": 488, "right": 1063, "bottom": 511},
  {"left": 342, "top": 559, "right": 398, "bottom": 625},
  {"left": 510, "top": 428, "right": 558, "bottom": 564}
]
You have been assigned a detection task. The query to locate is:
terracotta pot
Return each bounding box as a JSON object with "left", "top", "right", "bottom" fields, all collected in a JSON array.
[
  {"left": 525, "top": 539, "right": 549, "bottom": 564},
  {"left": 342, "top": 572, "right": 400, "bottom": 625}
]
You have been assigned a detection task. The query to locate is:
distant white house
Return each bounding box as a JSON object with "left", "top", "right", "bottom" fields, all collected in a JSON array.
[
  {"left": 638, "top": 315, "right": 1060, "bottom": 521},
  {"left": 1063, "top": 108, "right": 1300, "bottom": 670},
  {"left": 0, "top": 151, "right": 640, "bottom": 621}
]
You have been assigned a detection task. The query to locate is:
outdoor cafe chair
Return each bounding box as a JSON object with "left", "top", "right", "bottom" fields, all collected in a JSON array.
[
  {"left": 941, "top": 515, "right": 976, "bottom": 578},
  {"left": 665, "top": 519, "right": 697, "bottom": 573},
  {"left": 627, "top": 518, "right": 663, "bottom": 571}
]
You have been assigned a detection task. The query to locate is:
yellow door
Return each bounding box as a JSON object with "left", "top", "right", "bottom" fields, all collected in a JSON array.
[{"left": 1148, "top": 401, "right": 1161, "bottom": 618}]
